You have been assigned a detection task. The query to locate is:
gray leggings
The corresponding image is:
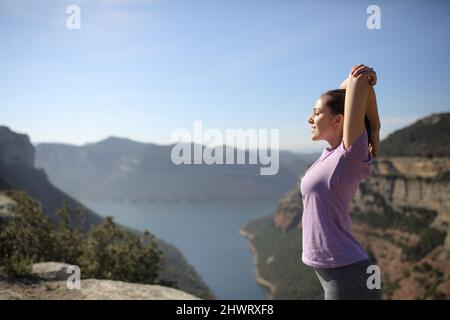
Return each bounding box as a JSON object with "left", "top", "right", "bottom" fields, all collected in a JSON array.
[{"left": 314, "top": 259, "right": 381, "bottom": 300}]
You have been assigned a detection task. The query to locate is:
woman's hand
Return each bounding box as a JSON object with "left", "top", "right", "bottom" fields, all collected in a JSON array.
[
  {"left": 350, "top": 64, "right": 377, "bottom": 86},
  {"left": 369, "top": 128, "right": 380, "bottom": 158}
]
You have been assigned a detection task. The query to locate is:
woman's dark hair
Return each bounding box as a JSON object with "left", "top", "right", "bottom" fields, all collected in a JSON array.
[{"left": 320, "top": 89, "right": 372, "bottom": 148}]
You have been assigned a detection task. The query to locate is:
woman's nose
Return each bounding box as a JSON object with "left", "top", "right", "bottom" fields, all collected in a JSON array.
[{"left": 307, "top": 116, "right": 313, "bottom": 124}]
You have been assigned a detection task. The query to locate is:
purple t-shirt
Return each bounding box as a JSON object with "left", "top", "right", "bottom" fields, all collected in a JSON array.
[{"left": 299, "top": 129, "right": 372, "bottom": 268}]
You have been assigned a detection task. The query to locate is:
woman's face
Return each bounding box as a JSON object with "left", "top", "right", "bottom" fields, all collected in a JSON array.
[{"left": 307, "top": 97, "right": 338, "bottom": 141}]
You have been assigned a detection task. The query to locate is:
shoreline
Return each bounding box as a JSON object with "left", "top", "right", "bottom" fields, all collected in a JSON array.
[{"left": 239, "top": 228, "right": 277, "bottom": 300}]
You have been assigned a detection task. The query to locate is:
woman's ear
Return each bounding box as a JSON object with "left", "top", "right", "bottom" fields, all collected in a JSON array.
[{"left": 335, "top": 114, "right": 344, "bottom": 125}]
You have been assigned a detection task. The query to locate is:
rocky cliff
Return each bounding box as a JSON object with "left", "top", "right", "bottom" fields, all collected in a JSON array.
[
  {"left": 0, "top": 262, "right": 200, "bottom": 300},
  {"left": 351, "top": 157, "right": 449, "bottom": 245},
  {"left": 244, "top": 113, "right": 450, "bottom": 300},
  {"left": 0, "top": 126, "right": 34, "bottom": 168},
  {"left": 268, "top": 157, "right": 449, "bottom": 299},
  {"left": 0, "top": 126, "right": 103, "bottom": 227}
]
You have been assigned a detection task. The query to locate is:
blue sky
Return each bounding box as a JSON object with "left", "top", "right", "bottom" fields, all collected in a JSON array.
[{"left": 1, "top": 0, "right": 449, "bottom": 152}]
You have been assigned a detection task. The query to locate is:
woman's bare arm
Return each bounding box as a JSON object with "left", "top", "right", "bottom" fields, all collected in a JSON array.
[
  {"left": 340, "top": 72, "right": 381, "bottom": 156},
  {"left": 366, "top": 86, "right": 381, "bottom": 157},
  {"left": 339, "top": 78, "right": 348, "bottom": 90},
  {"left": 342, "top": 73, "right": 372, "bottom": 149},
  {"left": 366, "top": 86, "right": 381, "bottom": 131}
]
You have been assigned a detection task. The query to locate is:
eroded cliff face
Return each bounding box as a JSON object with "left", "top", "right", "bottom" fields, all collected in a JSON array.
[
  {"left": 0, "top": 126, "right": 35, "bottom": 169},
  {"left": 272, "top": 156, "right": 449, "bottom": 299},
  {"left": 352, "top": 157, "right": 449, "bottom": 245},
  {"left": 352, "top": 157, "right": 449, "bottom": 299},
  {"left": 273, "top": 190, "right": 302, "bottom": 232}
]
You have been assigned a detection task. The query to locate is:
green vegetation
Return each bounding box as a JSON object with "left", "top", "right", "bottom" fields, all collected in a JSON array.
[
  {"left": 412, "top": 262, "right": 446, "bottom": 299},
  {"left": 0, "top": 191, "right": 55, "bottom": 276},
  {"left": 351, "top": 206, "right": 438, "bottom": 233},
  {"left": 2, "top": 253, "right": 33, "bottom": 278},
  {"left": 382, "top": 274, "right": 401, "bottom": 299},
  {"left": 0, "top": 191, "right": 162, "bottom": 285},
  {"left": 379, "top": 112, "right": 450, "bottom": 157},
  {"left": 352, "top": 205, "right": 446, "bottom": 263},
  {"left": 243, "top": 214, "right": 323, "bottom": 300},
  {"left": 77, "top": 217, "right": 161, "bottom": 283},
  {"left": 423, "top": 283, "right": 446, "bottom": 300},
  {"left": 156, "top": 240, "right": 216, "bottom": 299},
  {"left": 403, "top": 227, "right": 447, "bottom": 262}
]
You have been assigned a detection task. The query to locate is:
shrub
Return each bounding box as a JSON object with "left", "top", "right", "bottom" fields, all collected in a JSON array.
[
  {"left": 78, "top": 217, "right": 162, "bottom": 284},
  {"left": 2, "top": 252, "right": 33, "bottom": 278},
  {"left": 0, "top": 191, "right": 53, "bottom": 276},
  {"left": 403, "top": 228, "right": 447, "bottom": 261},
  {"left": 50, "top": 202, "right": 85, "bottom": 265},
  {"left": 0, "top": 191, "right": 162, "bottom": 284}
]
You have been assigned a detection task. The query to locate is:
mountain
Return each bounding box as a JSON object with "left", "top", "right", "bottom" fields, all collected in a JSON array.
[
  {"left": 35, "top": 138, "right": 318, "bottom": 203},
  {"left": 242, "top": 112, "right": 450, "bottom": 300},
  {"left": 0, "top": 126, "right": 214, "bottom": 299},
  {"left": 379, "top": 113, "right": 450, "bottom": 157},
  {"left": 0, "top": 126, "right": 102, "bottom": 227}
]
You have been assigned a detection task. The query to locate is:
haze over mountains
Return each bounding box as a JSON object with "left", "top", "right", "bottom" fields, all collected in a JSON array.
[{"left": 35, "top": 139, "right": 318, "bottom": 203}]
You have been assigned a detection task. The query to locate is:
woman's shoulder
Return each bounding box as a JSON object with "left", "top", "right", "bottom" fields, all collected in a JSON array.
[{"left": 337, "top": 130, "right": 371, "bottom": 162}]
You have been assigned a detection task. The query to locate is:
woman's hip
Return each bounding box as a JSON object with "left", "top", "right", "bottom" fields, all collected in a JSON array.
[{"left": 314, "top": 259, "right": 381, "bottom": 300}]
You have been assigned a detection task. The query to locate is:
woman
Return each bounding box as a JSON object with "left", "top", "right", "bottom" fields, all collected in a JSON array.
[{"left": 299, "top": 64, "right": 381, "bottom": 300}]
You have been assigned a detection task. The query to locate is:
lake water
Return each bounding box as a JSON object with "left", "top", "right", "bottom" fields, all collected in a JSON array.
[{"left": 83, "top": 199, "right": 279, "bottom": 300}]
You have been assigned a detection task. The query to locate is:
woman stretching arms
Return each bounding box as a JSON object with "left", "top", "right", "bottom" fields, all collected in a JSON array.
[{"left": 299, "top": 64, "right": 381, "bottom": 300}]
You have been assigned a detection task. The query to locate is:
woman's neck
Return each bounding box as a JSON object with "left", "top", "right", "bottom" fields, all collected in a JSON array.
[{"left": 328, "top": 134, "right": 343, "bottom": 150}]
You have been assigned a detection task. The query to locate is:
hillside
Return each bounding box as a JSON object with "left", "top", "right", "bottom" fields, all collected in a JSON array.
[
  {"left": 0, "top": 126, "right": 214, "bottom": 299},
  {"left": 379, "top": 113, "right": 450, "bottom": 157},
  {"left": 242, "top": 113, "right": 450, "bottom": 300},
  {"left": 0, "top": 126, "right": 102, "bottom": 228}
]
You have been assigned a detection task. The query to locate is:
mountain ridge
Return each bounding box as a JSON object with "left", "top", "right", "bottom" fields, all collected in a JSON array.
[{"left": 34, "top": 136, "right": 318, "bottom": 203}]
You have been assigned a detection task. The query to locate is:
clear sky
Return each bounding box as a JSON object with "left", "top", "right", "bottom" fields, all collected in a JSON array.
[{"left": 1, "top": 0, "right": 449, "bottom": 152}]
